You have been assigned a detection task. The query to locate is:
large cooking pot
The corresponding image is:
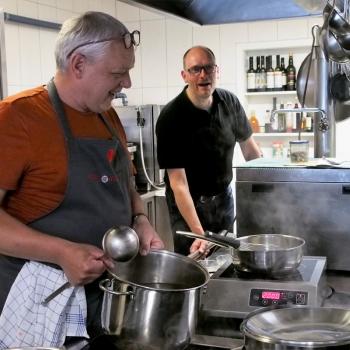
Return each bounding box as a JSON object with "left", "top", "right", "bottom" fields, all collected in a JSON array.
[
  {"left": 99, "top": 249, "right": 209, "bottom": 350},
  {"left": 176, "top": 231, "right": 305, "bottom": 275},
  {"left": 241, "top": 306, "right": 350, "bottom": 349}
]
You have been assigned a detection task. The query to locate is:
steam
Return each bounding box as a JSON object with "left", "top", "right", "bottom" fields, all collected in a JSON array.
[{"left": 236, "top": 182, "right": 348, "bottom": 266}]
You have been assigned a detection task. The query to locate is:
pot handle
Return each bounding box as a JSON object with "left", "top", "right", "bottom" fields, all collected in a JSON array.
[
  {"left": 99, "top": 278, "right": 135, "bottom": 297},
  {"left": 176, "top": 230, "right": 240, "bottom": 249}
]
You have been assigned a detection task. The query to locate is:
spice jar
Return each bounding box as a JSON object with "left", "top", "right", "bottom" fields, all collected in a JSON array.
[{"left": 290, "top": 140, "right": 309, "bottom": 163}]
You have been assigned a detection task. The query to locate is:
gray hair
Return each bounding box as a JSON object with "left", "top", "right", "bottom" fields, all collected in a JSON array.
[{"left": 55, "top": 11, "right": 129, "bottom": 71}]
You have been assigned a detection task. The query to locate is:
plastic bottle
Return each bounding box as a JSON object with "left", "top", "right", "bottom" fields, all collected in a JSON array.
[{"left": 249, "top": 110, "right": 260, "bottom": 133}]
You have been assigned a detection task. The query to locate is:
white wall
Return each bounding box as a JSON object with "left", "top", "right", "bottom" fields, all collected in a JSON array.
[{"left": 0, "top": 0, "right": 349, "bottom": 158}]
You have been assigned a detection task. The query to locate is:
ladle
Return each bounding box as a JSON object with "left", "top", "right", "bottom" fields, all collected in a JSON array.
[{"left": 41, "top": 226, "right": 139, "bottom": 306}]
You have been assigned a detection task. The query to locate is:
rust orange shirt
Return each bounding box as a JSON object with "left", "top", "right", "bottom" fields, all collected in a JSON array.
[{"left": 0, "top": 86, "right": 128, "bottom": 223}]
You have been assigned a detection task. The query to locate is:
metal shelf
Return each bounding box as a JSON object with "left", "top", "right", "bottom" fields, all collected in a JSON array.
[
  {"left": 253, "top": 132, "right": 313, "bottom": 137},
  {"left": 245, "top": 91, "right": 297, "bottom": 96}
]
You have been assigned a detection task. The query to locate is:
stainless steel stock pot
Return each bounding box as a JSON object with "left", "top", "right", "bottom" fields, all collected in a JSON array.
[{"left": 99, "top": 249, "right": 210, "bottom": 350}]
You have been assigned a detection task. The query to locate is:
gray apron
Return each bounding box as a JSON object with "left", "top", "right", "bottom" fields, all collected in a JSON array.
[{"left": 0, "top": 80, "right": 132, "bottom": 336}]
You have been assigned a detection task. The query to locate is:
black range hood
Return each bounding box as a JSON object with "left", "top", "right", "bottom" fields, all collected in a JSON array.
[{"left": 119, "top": 0, "right": 325, "bottom": 25}]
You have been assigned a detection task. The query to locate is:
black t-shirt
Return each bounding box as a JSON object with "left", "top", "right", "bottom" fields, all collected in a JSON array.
[{"left": 156, "top": 86, "right": 252, "bottom": 198}]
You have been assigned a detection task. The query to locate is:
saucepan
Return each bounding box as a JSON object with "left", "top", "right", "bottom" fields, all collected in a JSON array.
[{"left": 176, "top": 231, "right": 305, "bottom": 275}]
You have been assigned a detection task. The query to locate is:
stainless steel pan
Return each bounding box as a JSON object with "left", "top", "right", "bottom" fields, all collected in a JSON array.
[
  {"left": 176, "top": 231, "right": 305, "bottom": 275},
  {"left": 241, "top": 306, "right": 350, "bottom": 349}
]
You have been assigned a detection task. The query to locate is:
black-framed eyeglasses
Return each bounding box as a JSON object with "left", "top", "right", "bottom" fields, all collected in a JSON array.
[
  {"left": 67, "top": 30, "right": 140, "bottom": 57},
  {"left": 186, "top": 64, "right": 217, "bottom": 75}
]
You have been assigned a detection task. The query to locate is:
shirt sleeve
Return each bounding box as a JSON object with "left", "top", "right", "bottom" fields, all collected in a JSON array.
[
  {"left": 231, "top": 93, "right": 253, "bottom": 142},
  {"left": 0, "top": 102, "right": 32, "bottom": 190},
  {"left": 156, "top": 108, "right": 186, "bottom": 170}
]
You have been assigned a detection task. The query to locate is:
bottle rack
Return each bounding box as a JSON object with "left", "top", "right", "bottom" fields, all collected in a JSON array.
[{"left": 235, "top": 39, "right": 314, "bottom": 160}]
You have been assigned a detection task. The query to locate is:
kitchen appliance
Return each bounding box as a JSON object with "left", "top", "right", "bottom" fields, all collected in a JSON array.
[
  {"left": 113, "top": 104, "right": 164, "bottom": 191},
  {"left": 201, "top": 255, "right": 327, "bottom": 319},
  {"left": 235, "top": 159, "right": 350, "bottom": 271}
]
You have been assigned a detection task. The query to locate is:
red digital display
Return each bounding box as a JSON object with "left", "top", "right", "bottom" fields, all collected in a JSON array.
[{"left": 262, "top": 291, "right": 281, "bottom": 300}]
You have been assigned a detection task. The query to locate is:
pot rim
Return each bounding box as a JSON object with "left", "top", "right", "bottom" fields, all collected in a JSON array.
[
  {"left": 241, "top": 306, "right": 350, "bottom": 347},
  {"left": 236, "top": 234, "right": 306, "bottom": 252},
  {"left": 108, "top": 249, "right": 210, "bottom": 292}
]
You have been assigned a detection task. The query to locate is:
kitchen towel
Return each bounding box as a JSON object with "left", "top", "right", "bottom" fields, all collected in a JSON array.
[{"left": 0, "top": 261, "right": 89, "bottom": 349}]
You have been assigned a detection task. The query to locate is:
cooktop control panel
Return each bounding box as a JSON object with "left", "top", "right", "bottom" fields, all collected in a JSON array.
[{"left": 249, "top": 289, "right": 308, "bottom": 307}]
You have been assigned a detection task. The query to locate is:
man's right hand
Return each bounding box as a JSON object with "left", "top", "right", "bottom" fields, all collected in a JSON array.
[
  {"left": 190, "top": 238, "right": 208, "bottom": 255},
  {"left": 58, "top": 242, "right": 114, "bottom": 286}
]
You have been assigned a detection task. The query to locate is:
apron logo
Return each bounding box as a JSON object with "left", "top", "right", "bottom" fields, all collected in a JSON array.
[
  {"left": 106, "top": 148, "right": 116, "bottom": 163},
  {"left": 88, "top": 173, "right": 118, "bottom": 183}
]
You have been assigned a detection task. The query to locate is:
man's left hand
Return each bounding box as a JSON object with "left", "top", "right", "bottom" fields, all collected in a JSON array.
[{"left": 133, "top": 215, "right": 164, "bottom": 255}]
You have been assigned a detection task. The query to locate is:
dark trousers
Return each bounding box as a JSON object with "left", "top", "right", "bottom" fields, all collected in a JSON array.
[{"left": 166, "top": 186, "right": 235, "bottom": 255}]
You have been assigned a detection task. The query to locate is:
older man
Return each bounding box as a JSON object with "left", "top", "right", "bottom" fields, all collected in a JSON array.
[{"left": 0, "top": 11, "right": 163, "bottom": 347}]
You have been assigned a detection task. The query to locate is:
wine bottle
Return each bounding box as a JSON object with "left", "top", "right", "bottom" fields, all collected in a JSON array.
[
  {"left": 255, "top": 56, "right": 262, "bottom": 92},
  {"left": 266, "top": 56, "right": 275, "bottom": 92},
  {"left": 305, "top": 113, "right": 313, "bottom": 132},
  {"left": 274, "top": 55, "right": 283, "bottom": 91},
  {"left": 270, "top": 97, "right": 278, "bottom": 132},
  {"left": 247, "top": 56, "right": 256, "bottom": 92},
  {"left": 281, "top": 57, "right": 287, "bottom": 91},
  {"left": 294, "top": 99, "right": 301, "bottom": 132},
  {"left": 286, "top": 53, "right": 296, "bottom": 91},
  {"left": 260, "top": 56, "right": 267, "bottom": 92},
  {"left": 278, "top": 101, "right": 286, "bottom": 132}
]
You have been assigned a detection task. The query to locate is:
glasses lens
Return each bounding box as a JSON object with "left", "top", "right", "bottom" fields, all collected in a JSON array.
[
  {"left": 123, "top": 30, "right": 140, "bottom": 49},
  {"left": 132, "top": 30, "right": 140, "bottom": 46},
  {"left": 188, "top": 64, "right": 216, "bottom": 75},
  {"left": 123, "top": 33, "right": 132, "bottom": 49},
  {"left": 204, "top": 64, "right": 216, "bottom": 74}
]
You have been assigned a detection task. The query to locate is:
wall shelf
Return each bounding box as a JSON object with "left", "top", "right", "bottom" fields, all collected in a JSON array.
[
  {"left": 253, "top": 132, "right": 313, "bottom": 137},
  {"left": 246, "top": 91, "right": 297, "bottom": 97}
]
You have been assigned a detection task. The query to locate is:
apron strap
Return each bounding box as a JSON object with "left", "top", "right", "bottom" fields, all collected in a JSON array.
[
  {"left": 47, "top": 78, "right": 73, "bottom": 140},
  {"left": 98, "top": 113, "right": 119, "bottom": 140}
]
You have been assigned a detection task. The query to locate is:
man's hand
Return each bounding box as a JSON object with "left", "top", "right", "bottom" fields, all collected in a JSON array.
[
  {"left": 58, "top": 242, "right": 114, "bottom": 286},
  {"left": 190, "top": 238, "right": 208, "bottom": 255},
  {"left": 133, "top": 215, "right": 164, "bottom": 255}
]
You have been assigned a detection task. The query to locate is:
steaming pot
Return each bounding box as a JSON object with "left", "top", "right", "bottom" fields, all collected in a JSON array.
[{"left": 99, "top": 250, "right": 209, "bottom": 350}]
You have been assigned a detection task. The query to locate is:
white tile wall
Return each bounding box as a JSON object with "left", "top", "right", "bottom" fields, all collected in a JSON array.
[
  {"left": 116, "top": 1, "right": 139, "bottom": 22},
  {"left": 17, "top": 0, "right": 38, "bottom": 18},
  {"left": 38, "top": 4, "right": 57, "bottom": 22},
  {"left": 165, "top": 18, "right": 192, "bottom": 87},
  {"left": 0, "top": 0, "right": 18, "bottom": 14},
  {"left": 4, "top": 23, "right": 21, "bottom": 86},
  {"left": 1, "top": 0, "right": 348, "bottom": 157},
  {"left": 277, "top": 18, "right": 308, "bottom": 40},
  {"left": 18, "top": 25, "right": 41, "bottom": 86},
  {"left": 140, "top": 19, "right": 167, "bottom": 88}
]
